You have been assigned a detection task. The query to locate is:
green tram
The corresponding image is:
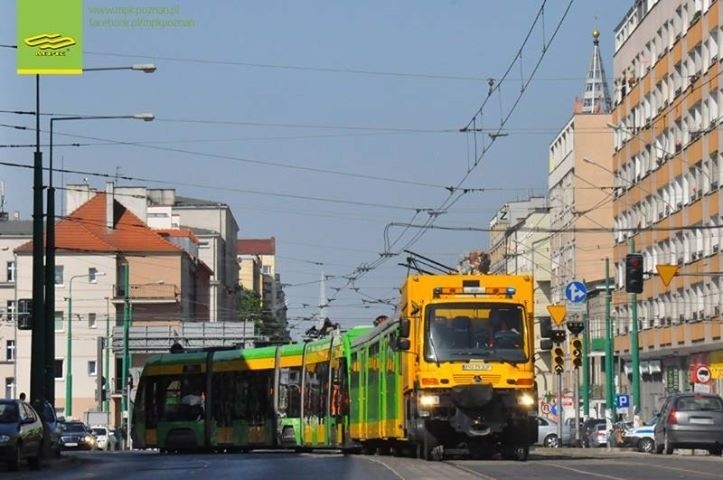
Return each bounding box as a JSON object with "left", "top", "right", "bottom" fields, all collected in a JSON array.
[{"left": 131, "top": 326, "right": 371, "bottom": 452}]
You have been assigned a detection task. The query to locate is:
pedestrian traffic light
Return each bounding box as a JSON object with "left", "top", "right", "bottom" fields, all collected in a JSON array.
[
  {"left": 625, "top": 253, "right": 644, "bottom": 293},
  {"left": 551, "top": 329, "right": 566, "bottom": 345},
  {"left": 553, "top": 346, "right": 565, "bottom": 374},
  {"left": 570, "top": 338, "right": 582, "bottom": 369}
]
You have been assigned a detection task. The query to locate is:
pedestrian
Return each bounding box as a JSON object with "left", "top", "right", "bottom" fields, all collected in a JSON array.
[{"left": 18, "top": 392, "right": 26, "bottom": 401}]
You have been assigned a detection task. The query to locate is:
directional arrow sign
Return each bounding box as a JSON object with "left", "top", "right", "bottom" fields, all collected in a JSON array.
[
  {"left": 656, "top": 264, "right": 678, "bottom": 286},
  {"left": 547, "top": 304, "right": 567, "bottom": 326}
]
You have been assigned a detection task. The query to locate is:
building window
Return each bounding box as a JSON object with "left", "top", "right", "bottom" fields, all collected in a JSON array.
[
  {"left": 54, "top": 311, "right": 63, "bottom": 332},
  {"left": 5, "top": 340, "right": 15, "bottom": 361},
  {"left": 6, "top": 300, "right": 15, "bottom": 322},
  {"left": 88, "top": 360, "right": 97, "bottom": 376},
  {"left": 4, "top": 377, "right": 14, "bottom": 399},
  {"left": 198, "top": 241, "right": 209, "bottom": 249},
  {"left": 6, "top": 261, "right": 15, "bottom": 283},
  {"left": 88, "top": 313, "right": 97, "bottom": 329},
  {"left": 54, "top": 359, "right": 63, "bottom": 379},
  {"left": 89, "top": 267, "right": 98, "bottom": 283},
  {"left": 54, "top": 265, "right": 64, "bottom": 285},
  {"left": 261, "top": 265, "right": 272, "bottom": 275}
]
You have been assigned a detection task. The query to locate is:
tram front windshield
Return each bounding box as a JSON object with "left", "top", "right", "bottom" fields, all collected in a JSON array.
[{"left": 423, "top": 303, "right": 526, "bottom": 364}]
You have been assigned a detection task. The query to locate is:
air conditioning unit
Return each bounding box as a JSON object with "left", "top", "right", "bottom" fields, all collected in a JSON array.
[
  {"left": 711, "top": 180, "right": 720, "bottom": 189},
  {"left": 679, "top": 314, "right": 685, "bottom": 323}
]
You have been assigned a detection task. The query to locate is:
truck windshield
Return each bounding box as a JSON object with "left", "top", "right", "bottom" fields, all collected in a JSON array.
[{"left": 424, "top": 302, "right": 526, "bottom": 364}]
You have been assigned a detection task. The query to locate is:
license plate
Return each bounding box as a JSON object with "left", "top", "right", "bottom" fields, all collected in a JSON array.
[
  {"left": 689, "top": 418, "right": 713, "bottom": 425},
  {"left": 65, "top": 442, "right": 78, "bottom": 447}
]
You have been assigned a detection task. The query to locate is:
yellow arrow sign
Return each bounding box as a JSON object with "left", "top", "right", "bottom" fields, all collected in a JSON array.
[
  {"left": 547, "top": 304, "right": 567, "bottom": 326},
  {"left": 656, "top": 264, "right": 679, "bottom": 287}
]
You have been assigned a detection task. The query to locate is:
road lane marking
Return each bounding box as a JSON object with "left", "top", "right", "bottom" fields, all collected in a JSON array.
[{"left": 546, "top": 462, "right": 628, "bottom": 480}]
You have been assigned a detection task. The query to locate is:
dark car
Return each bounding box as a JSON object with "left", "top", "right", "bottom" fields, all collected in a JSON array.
[
  {"left": 654, "top": 392, "right": 723, "bottom": 455},
  {"left": 59, "top": 421, "right": 96, "bottom": 451},
  {"left": 0, "top": 399, "right": 45, "bottom": 471}
]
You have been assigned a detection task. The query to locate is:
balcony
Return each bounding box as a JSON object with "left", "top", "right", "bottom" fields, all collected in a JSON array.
[{"left": 113, "top": 283, "right": 179, "bottom": 303}]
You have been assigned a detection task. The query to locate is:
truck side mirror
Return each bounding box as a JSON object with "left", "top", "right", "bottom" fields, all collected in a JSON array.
[
  {"left": 395, "top": 338, "right": 411, "bottom": 351},
  {"left": 400, "top": 318, "right": 411, "bottom": 338}
]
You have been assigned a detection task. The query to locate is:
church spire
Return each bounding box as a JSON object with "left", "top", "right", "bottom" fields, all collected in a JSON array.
[{"left": 576, "top": 28, "right": 612, "bottom": 114}]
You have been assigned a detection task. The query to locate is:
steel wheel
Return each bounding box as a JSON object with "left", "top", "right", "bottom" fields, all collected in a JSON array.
[
  {"left": 638, "top": 437, "right": 654, "bottom": 453},
  {"left": 543, "top": 434, "right": 559, "bottom": 448}
]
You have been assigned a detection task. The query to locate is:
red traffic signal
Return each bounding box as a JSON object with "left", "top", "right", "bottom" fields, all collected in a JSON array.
[{"left": 625, "top": 253, "right": 644, "bottom": 293}]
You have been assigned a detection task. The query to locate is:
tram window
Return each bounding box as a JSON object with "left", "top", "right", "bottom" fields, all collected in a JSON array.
[{"left": 279, "top": 367, "right": 301, "bottom": 417}]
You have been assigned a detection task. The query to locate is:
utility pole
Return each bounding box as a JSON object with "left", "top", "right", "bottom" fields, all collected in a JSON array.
[
  {"left": 582, "top": 312, "right": 590, "bottom": 417},
  {"left": 604, "top": 258, "right": 616, "bottom": 425},
  {"left": 629, "top": 240, "right": 641, "bottom": 415},
  {"left": 121, "top": 263, "right": 130, "bottom": 416},
  {"left": 30, "top": 74, "right": 46, "bottom": 407}
]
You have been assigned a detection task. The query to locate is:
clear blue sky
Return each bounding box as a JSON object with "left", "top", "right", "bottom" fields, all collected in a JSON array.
[{"left": 1, "top": 0, "right": 631, "bottom": 335}]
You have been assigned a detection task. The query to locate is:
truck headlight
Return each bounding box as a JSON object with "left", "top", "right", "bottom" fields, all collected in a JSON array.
[
  {"left": 518, "top": 393, "right": 535, "bottom": 407},
  {"left": 418, "top": 394, "right": 439, "bottom": 407}
]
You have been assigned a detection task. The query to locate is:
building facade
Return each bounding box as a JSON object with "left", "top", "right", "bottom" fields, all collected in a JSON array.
[{"left": 612, "top": 0, "right": 723, "bottom": 419}]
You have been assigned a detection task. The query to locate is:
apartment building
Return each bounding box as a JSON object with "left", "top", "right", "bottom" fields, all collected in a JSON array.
[
  {"left": 612, "top": 0, "right": 723, "bottom": 418},
  {"left": 67, "top": 184, "right": 240, "bottom": 323},
  {"left": 0, "top": 218, "right": 31, "bottom": 400},
  {"left": 237, "top": 238, "right": 289, "bottom": 343},
  {"left": 13, "top": 190, "right": 210, "bottom": 423},
  {"left": 488, "top": 199, "right": 554, "bottom": 402}
]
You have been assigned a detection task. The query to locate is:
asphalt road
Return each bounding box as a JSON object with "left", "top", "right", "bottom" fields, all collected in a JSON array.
[{"left": 5, "top": 447, "right": 723, "bottom": 479}]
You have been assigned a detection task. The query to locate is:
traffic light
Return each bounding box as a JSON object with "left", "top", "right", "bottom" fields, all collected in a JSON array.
[
  {"left": 625, "top": 253, "right": 644, "bottom": 293},
  {"left": 553, "top": 346, "right": 565, "bottom": 374},
  {"left": 570, "top": 338, "right": 582, "bottom": 369},
  {"left": 551, "top": 329, "right": 566, "bottom": 345}
]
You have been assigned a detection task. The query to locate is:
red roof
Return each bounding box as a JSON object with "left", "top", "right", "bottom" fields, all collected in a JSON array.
[
  {"left": 237, "top": 237, "right": 275, "bottom": 255},
  {"left": 16, "top": 193, "right": 182, "bottom": 254},
  {"left": 156, "top": 228, "right": 200, "bottom": 244}
]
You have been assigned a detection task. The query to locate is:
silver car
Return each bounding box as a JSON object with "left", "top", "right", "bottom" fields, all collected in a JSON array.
[
  {"left": 654, "top": 392, "right": 723, "bottom": 455},
  {"left": 535, "top": 416, "right": 571, "bottom": 447}
]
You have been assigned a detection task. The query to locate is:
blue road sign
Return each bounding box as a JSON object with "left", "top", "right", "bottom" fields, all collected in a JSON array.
[
  {"left": 615, "top": 394, "right": 630, "bottom": 409},
  {"left": 565, "top": 281, "right": 588, "bottom": 303}
]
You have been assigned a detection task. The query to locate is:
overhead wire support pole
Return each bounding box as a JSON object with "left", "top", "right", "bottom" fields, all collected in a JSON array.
[{"left": 31, "top": 73, "right": 46, "bottom": 408}]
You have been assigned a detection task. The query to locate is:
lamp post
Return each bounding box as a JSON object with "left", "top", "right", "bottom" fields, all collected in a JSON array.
[
  {"left": 104, "top": 296, "right": 111, "bottom": 413},
  {"left": 40, "top": 63, "right": 156, "bottom": 407},
  {"left": 65, "top": 271, "right": 105, "bottom": 416}
]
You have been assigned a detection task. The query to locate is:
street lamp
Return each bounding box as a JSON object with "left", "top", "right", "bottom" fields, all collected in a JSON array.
[
  {"left": 65, "top": 271, "right": 106, "bottom": 416},
  {"left": 84, "top": 63, "right": 157, "bottom": 73},
  {"left": 47, "top": 112, "right": 153, "bottom": 410},
  {"left": 37, "top": 63, "right": 156, "bottom": 409}
]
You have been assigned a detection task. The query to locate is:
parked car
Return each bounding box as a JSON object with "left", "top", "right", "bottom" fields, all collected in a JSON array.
[
  {"left": 625, "top": 423, "right": 656, "bottom": 453},
  {"left": 60, "top": 421, "right": 96, "bottom": 451},
  {"left": 535, "top": 416, "right": 571, "bottom": 447},
  {"left": 91, "top": 426, "right": 111, "bottom": 451},
  {"left": 40, "top": 401, "right": 62, "bottom": 457},
  {"left": 654, "top": 392, "right": 723, "bottom": 455},
  {"left": 0, "top": 399, "right": 45, "bottom": 471},
  {"left": 581, "top": 418, "right": 606, "bottom": 447},
  {"left": 587, "top": 423, "right": 609, "bottom": 447}
]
